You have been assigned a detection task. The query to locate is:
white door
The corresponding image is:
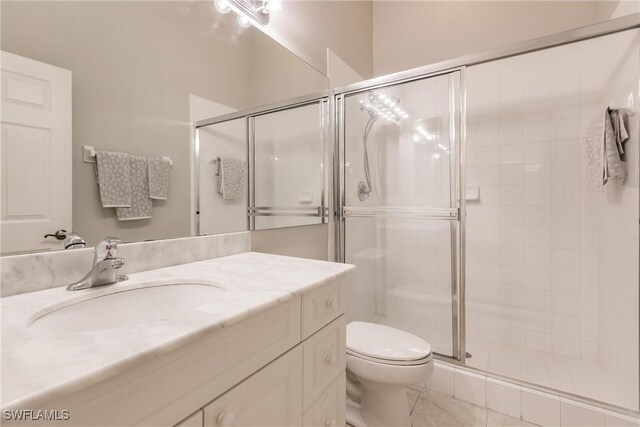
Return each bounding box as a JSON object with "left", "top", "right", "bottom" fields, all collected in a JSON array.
[{"left": 1, "top": 51, "right": 72, "bottom": 254}]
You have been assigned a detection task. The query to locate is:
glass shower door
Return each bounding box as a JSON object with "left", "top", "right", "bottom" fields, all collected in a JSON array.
[{"left": 340, "top": 71, "right": 461, "bottom": 358}]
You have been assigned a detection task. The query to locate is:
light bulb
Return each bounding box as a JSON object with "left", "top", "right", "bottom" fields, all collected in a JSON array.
[
  {"left": 268, "top": 0, "right": 282, "bottom": 12},
  {"left": 237, "top": 14, "right": 252, "bottom": 28},
  {"left": 214, "top": 0, "right": 231, "bottom": 14}
]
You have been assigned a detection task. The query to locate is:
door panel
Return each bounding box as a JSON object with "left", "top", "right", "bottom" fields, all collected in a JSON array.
[
  {"left": 341, "top": 71, "right": 461, "bottom": 358},
  {"left": 1, "top": 51, "right": 72, "bottom": 254},
  {"left": 344, "top": 217, "right": 456, "bottom": 356}
]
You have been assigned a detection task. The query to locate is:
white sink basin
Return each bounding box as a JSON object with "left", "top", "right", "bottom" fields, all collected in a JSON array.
[{"left": 28, "top": 282, "right": 223, "bottom": 334}]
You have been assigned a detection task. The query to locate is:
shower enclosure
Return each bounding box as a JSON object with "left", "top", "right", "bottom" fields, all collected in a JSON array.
[{"left": 334, "top": 16, "right": 640, "bottom": 414}]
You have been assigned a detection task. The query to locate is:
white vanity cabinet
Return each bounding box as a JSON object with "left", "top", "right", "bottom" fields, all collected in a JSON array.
[
  {"left": 1, "top": 254, "right": 352, "bottom": 427},
  {"left": 175, "top": 411, "right": 204, "bottom": 427},
  {"left": 176, "top": 279, "right": 347, "bottom": 427},
  {"left": 202, "top": 347, "right": 303, "bottom": 427}
]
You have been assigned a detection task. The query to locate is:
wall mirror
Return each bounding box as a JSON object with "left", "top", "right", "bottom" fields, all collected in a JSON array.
[{"left": 0, "top": 0, "right": 328, "bottom": 255}]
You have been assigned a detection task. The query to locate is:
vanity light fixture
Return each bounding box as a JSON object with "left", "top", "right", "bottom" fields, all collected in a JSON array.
[
  {"left": 237, "top": 14, "right": 253, "bottom": 28},
  {"left": 214, "top": 0, "right": 231, "bottom": 14},
  {"left": 216, "top": 0, "right": 277, "bottom": 27}
]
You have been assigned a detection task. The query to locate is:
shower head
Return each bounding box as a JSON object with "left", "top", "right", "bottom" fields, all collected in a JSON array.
[
  {"left": 356, "top": 91, "right": 409, "bottom": 202},
  {"left": 359, "top": 92, "right": 408, "bottom": 123}
]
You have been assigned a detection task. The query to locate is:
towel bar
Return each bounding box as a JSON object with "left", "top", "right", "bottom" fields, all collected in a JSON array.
[
  {"left": 82, "top": 145, "right": 173, "bottom": 166},
  {"left": 210, "top": 157, "right": 220, "bottom": 175}
]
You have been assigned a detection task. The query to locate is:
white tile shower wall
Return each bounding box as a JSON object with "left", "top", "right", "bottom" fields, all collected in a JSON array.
[
  {"left": 465, "top": 29, "right": 639, "bottom": 410},
  {"left": 595, "top": 29, "right": 640, "bottom": 411}
]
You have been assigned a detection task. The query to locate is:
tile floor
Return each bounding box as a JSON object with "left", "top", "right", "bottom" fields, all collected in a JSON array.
[{"left": 408, "top": 387, "right": 539, "bottom": 427}]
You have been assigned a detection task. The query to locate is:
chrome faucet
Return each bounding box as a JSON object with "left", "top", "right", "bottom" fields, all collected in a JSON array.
[{"left": 67, "top": 237, "right": 128, "bottom": 291}]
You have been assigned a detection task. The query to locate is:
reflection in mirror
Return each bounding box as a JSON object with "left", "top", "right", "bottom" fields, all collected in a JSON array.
[
  {"left": 0, "top": 1, "right": 328, "bottom": 255},
  {"left": 196, "top": 118, "right": 248, "bottom": 236},
  {"left": 252, "top": 101, "right": 326, "bottom": 230}
]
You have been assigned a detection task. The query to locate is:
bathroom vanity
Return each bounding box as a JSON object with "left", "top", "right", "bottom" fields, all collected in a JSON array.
[{"left": 1, "top": 251, "right": 353, "bottom": 426}]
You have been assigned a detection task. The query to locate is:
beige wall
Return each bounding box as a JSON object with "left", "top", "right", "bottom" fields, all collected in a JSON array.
[
  {"left": 328, "top": 48, "right": 365, "bottom": 88},
  {"left": 261, "top": 0, "right": 374, "bottom": 79},
  {"left": 251, "top": 224, "right": 329, "bottom": 261},
  {"left": 372, "top": 1, "right": 632, "bottom": 76}
]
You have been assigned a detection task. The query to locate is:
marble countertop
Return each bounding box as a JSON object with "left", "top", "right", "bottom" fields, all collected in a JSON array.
[{"left": 1, "top": 252, "right": 354, "bottom": 410}]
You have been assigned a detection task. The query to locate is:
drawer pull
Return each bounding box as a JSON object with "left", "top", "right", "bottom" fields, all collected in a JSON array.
[
  {"left": 216, "top": 411, "right": 236, "bottom": 426},
  {"left": 325, "top": 298, "right": 337, "bottom": 310},
  {"left": 325, "top": 353, "right": 337, "bottom": 366},
  {"left": 325, "top": 418, "right": 336, "bottom": 427}
]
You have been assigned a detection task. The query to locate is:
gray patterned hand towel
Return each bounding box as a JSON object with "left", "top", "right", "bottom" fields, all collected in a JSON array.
[
  {"left": 148, "top": 157, "right": 171, "bottom": 200},
  {"left": 116, "top": 156, "right": 152, "bottom": 221},
  {"left": 95, "top": 151, "right": 132, "bottom": 207},
  {"left": 604, "top": 108, "right": 630, "bottom": 183},
  {"left": 586, "top": 108, "right": 631, "bottom": 192},
  {"left": 216, "top": 157, "right": 246, "bottom": 200}
]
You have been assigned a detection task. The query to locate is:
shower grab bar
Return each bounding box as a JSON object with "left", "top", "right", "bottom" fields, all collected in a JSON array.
[{"left": 342, "top": 206, "right": 459, "bottom": 220}]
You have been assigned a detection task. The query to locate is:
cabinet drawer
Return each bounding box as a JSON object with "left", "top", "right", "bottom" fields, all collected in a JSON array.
[
  {"left": 175, "top": 410, "right": 203, "bottom": 427},
  {"left": 303, "top": 315, "right": 346, "bottom": 409},
  {"left": 302, "top": 279, "right": 346, "bottom": 339},
  {"left": 303, "top": 373, "right": 346, "bottom": 427},
  {"left": 203, "top": 347, "right": 303, "bottom": 427}
]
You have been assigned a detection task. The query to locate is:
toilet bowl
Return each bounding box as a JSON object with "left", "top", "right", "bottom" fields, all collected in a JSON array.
[{"left": 346, "top": 322, "right": 433, "bottom": 427}]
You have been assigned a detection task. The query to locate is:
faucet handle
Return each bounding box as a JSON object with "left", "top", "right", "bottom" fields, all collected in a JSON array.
[{"left": 95, "top": 237, "right": 122, "bottom": 260}]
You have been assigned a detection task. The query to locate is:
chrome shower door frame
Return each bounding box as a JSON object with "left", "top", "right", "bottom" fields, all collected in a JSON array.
[
  {"left": 334, "top": 67, "right": 467, "bottom": 362},
  {"left": 194, "top": 91, "right": 330, "bottom": 234}
]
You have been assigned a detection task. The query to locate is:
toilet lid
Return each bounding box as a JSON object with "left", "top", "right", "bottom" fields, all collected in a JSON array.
[{"left": 346, "top": 322, "right": 432, "bottom": 362}]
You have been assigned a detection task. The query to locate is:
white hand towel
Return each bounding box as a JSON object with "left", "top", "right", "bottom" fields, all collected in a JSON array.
[
  {"left": 148, "top": 157, "right": 171, "bottom": 200},
  {"left": 116, "top": 156, "right": 152, "bottom": 221},
  {"left": 216, "top": 157, "right": 246, "bottom": 200},
  {"left": 94, "top": 151, "right": 132, "bottom": 207}
]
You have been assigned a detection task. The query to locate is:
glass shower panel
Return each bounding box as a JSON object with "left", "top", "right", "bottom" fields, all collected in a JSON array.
[
  {"left": 342, "top": 72, "right": 460, "bottom": 357},
  {"left": 343, "top": 75, "right": 456, "bottom": 209},
  {"left": 252, "top": 102, "right": 324, "bottom": 230},
  {"left": 345, "top": 217, "right": 456, "bottom": 355}
]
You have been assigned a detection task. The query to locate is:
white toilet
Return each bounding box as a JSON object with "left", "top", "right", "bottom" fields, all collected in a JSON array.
[{"left": 346, "top": 322, "right": 433, "bottom": 427}]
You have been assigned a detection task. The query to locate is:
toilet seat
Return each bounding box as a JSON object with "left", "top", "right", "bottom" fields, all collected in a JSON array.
[
  {"left": 346, "top": 321, "right": 432, "bottom": 364},
  {"left": 347, "top": 348, "right": 432, "bottom": 366}
]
